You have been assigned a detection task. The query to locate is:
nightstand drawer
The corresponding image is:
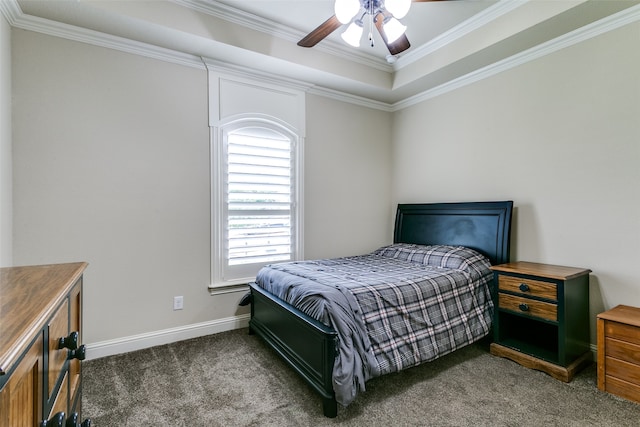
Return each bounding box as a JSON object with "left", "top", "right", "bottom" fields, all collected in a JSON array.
[
  {"left": 604, "top": 376, "right": 640, "bottom": 404},
  {"left": 604, "top": 320, "right": 640, "bottom": 344},
  {"left": 606, "top": 337, "right": 640, "bottom": 365},
  {"left": 498, "top": 275, "right": 557, "bottom": 301},
  {"left": 499, "top": 293, "right": 557, "bottom": 322},
  {"left": 605, "top": 356, "right": 640, "bottom": 385}
]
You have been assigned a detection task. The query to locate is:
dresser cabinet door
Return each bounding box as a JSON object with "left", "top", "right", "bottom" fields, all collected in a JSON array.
[
  {"left": 48, "top": 299, "right": 69, "bottom": 401},
  {"left": 46, "top": 278, "right": 85, "bottom": 419},
  {"left": 49, "top": 373, "right": 69, "bottom": 420},
  {"left": 69, "top": 280, "right": 83, "bottom": 413},
  {"left": 0, "top": 334, "right": 44, "bottom": 427}
]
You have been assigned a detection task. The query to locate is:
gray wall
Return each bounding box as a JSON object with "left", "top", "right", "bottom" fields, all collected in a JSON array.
[
  {"left": 0, "top": 13, "right": 11, "bottom": 267},
  {"left": 11, "top": 29, "right": 393, "bottom": 346},
  {"left": 391, "top": 21, "right": 640, "bottom": 344},
  {"left": 8, "top": 19, "right": 639, "bottom": 351},
  {"left": 305, "top": 93, "right": 393, "bottom": 259}
]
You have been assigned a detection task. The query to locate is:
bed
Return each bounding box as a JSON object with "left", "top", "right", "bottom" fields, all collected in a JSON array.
[{"left": 245, "top": 201, "right": 513, "bottom": 417}]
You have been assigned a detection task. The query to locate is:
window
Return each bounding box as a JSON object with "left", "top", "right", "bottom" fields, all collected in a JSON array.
[{"left": 211, "top": 119, "right": 302, "bottom": 290}]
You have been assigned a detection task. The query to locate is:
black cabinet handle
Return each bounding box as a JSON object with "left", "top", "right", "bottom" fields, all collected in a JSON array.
[
  {"left": 66, "top": 413, "right": 79, "bottom": 427},
  {"left": 41, "top": 412, "right": 65, "bottom": 427},
  {"left": 519, "top": 303, "right": 529, "bottom": 312},
  {"left": 68, "top": 344, "right": 86, "bottom": 361},
  {"left": 65, "top": 413, "right": 91, "bottom": 427},
  {"left": 518, "top": 283, "right": 530, "bottom": 292},
  {"left": 58, "top": 331, "right": 79, "bottom": 350}
]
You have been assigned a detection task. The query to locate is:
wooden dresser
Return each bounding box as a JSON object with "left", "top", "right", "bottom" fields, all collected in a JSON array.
[
  {"left": 597, "top": 304, "right": 640, "bottom": 404},
  {"left": 0, "top": 262, "right": 90, "bottom": 427},
  {"left": 490, "top": 261, "right": 592, "bottom": 382}
]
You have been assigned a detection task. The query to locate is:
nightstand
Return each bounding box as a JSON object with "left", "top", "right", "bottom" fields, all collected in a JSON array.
[
  {"left": 597, "top": 305, "right": 640, "bottom": 403},
  {"left": 489, "top": 261, "right": 591, "bottom": 382}
]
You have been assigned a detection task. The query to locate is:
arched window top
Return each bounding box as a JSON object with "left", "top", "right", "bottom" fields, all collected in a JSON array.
[
  {"left": 211, "top": 115, "right": 303, "bottom": 289},
  {"left": 221, "top": 114, "right": 299, "bottom": 141}
]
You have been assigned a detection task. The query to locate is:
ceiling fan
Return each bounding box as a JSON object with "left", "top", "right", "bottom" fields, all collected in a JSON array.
[{"left": 298, "top": 0, "right": 450, "bottom": 56}]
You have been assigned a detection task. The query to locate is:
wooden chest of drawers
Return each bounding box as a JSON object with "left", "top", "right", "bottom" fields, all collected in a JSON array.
[
  {"left": 490, "top": 261, "right": 591, "bottom": 382},
  {"left": 597, "top": 304, "right": 640, "bottom": 403},
  {"left": 0, "top": 263, "right": 90, "bottom": 426}
]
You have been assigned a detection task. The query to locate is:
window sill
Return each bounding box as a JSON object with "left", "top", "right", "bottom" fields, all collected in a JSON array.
[{"left": 208, "top": 281, "right": 250, "bottom": 296}]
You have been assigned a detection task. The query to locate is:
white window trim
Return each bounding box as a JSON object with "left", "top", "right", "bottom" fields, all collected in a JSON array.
[{"left": 209, "top": 114, "right": 304, "bottom": 292}]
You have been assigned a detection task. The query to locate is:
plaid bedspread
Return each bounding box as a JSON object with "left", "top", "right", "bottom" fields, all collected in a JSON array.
[{"left": 254, "top": 244, "right": 494, "bottom": 406}]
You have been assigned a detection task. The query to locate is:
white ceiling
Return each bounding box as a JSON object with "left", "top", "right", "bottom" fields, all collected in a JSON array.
[
  {"left": 8, "top": 0, "right": 640, "bottom": 105},
  {"left": 213, "top": 0, "right": 500, "bottom": 60}
]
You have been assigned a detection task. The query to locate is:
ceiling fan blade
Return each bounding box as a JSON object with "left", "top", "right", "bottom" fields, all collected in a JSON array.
[
  {"left": 297, "top": 15, "right": 343, "bottom": 48},
  {"left": 374, "top": 13, "right": 411, "bottom": 55}
]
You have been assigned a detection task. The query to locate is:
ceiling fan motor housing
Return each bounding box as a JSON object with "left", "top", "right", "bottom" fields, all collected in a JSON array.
[{"left": 362, "top": 0, "right": 385, "bottom": 15}]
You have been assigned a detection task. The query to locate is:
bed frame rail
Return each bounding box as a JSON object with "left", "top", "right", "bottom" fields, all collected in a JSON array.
[{"left": 248, "top": 283, "right": 339, "bottom": 417}]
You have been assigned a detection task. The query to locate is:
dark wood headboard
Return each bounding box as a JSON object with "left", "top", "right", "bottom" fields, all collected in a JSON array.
[{"left": 394, "top": 201, "right": 513, "bottom": 265}]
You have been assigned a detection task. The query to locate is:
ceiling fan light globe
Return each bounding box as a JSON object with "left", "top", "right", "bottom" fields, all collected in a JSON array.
[
  {"left": 383, "top": 17, "right": 407, "bottom": 44},
  {"left": 341, "top": 21, "right": 363, "bottom": 47},
  {"left": 385, "top": 0, "right": 411, "bottom": 19},
  {"left": 335, "top": 0, "right": 360, "bottom": 24}
]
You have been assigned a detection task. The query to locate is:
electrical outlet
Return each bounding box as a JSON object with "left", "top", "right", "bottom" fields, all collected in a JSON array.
[{"left": 173, "top": 296, "right": 184, "bottom": 310}]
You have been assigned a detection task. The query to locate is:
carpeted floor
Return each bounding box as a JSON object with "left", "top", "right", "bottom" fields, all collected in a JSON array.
[{"left": 83, "top": 328, "right": 640, "bottom": 426}]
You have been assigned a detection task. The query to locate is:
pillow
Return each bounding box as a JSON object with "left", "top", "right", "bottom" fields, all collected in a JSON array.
[{"left": 372, "top": 243, "right": 491, "bottom": 277}]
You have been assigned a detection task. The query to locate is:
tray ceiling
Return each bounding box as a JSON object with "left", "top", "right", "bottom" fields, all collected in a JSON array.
[{"left": 9, "top": 0, "right": 640, "bottom": 105}]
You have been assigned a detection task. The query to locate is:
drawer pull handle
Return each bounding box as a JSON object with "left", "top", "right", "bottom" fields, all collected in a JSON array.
[
  {"left": 519, "top": 283, "right": 530, "bottom": 292},
  {"left": 58, "top": 331, "right": 79, "bottom": 350},
  {"left": 40, "top": 412, "right": 91, "bottom": 427},
  {"left": 519, "top": 303, "right": 529, "bottom": 312},
  {"left": 40, "top": 412, "right": 65, "bottom": 427},
  {"left": 66, "top": 413, "right": 92, "bottom": 427},
  {"left": 68, "top": 344, "right": 86, "bottom": 361}
]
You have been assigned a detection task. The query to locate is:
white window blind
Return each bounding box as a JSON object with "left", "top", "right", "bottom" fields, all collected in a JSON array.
[
  {"left": 226, "top": 130, "right": 293, "bottom": 267},
  {"left": 211, "top": 122, "right": 301, "bottom": 289}
]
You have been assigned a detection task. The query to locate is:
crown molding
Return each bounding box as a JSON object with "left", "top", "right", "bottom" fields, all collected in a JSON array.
[
  {"left": 6, "top": 1, "right": 206, "bottom": 71},
  {"left": 202, "top": 57, "right": 393, "bottom": 112},
  {"left": 393, "top": 3, "right": 640, "bottom": 111},
  {"left": 2, "top": 0, "right": 394, "bottom": 111},
  {"left": 202, "top": 57, "right": 314, "bottom": 94},
  {"left": 0, "top": 0, "right": 20, "bottom": 24},
  {"left": 171, "top": 0, "right": 393, "bottom": 73},
  {"left": 395, "top": 0, "right": 526, "bottom": 70},
  {"left": 307, "top": 85, "right": 395, "bottom": 113},
  {"left": 3, "top": 0, "right": 639, "bottom": 113}
]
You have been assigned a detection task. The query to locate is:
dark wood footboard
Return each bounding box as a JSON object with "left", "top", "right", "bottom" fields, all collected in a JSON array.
[{"left": 248, "top": 282, "right": 339, "bottom": 417}]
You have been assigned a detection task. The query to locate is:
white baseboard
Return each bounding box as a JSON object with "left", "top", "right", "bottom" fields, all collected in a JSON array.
[
  {"left": 85, "top": 315, "right": 598, "bottom": 363},
  {"left": 85, "top": 314, "right": 250, "bottom": 360},
  {"left": 590, "top": 343, "right": 598, "bottom": 361}
]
